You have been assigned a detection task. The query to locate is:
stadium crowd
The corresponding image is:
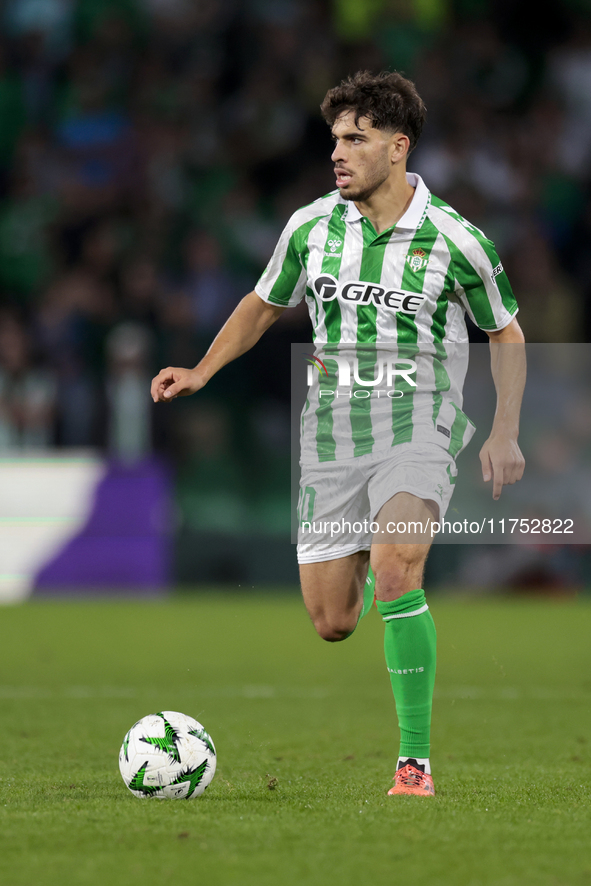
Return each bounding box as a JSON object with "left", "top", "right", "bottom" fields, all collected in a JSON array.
[
  {"left": 0, "top": 0, "right": 590, "bottom": 580},
  {"left": 0, "top": 0, "right": 589, "bottom": 451}
]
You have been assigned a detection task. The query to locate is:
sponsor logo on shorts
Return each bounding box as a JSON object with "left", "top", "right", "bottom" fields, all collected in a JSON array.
[{"left": 312, "top": 274, "right": 427, "bottom": 314}]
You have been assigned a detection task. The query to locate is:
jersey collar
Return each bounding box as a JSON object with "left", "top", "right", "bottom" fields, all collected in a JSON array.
[{"left": 342, "top": 172, "right": 430, "bottom": 231}]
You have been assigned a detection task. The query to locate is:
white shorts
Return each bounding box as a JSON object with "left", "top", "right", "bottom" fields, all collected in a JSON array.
[{"left": 297, "top": 442, "right": 457, "bottom": 564}]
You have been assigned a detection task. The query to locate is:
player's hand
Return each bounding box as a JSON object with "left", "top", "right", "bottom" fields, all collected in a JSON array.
[
  {"left": 151, "top": 367, "right": 205, "bottom": 402},
  {"left": 479, "top": 435, "right": 525, "bottom": 500}
]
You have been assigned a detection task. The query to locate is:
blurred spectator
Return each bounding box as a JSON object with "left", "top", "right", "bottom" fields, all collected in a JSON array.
[
  {"left": 174, "top": 400, "right": 248, "bottom": 535},
  {"left": 35, "top": 268, "right": 114, "bottom": 445},
  {"left": 106, "top": 321, "right": 153, "bottom": 462},
  {"left": 0, "top": 169, "right": 58, "bottom": 299},
  {"left": 179, "top": 230, "right": 241, "bottom": 337},
  {"left": 223, "top": 62, "right": 307, "bottom": 165},
  {"left": 0, "top": 41, "right": 26, "bottom": 189},
  {"left": 451, "top": 21, "right": 530, "bottom": 110},
  {"left": 53, "top": 48, "right": 141, "bottom": 214},
  {"left": 4, "top": 0, "right": 74, "bottom": 64},
  {"left": 219, "top": 181, "right": 281, "bottom": 274},
  {"left": 0, "top": 312, "right": 56, "bottom": 448},
  {"left": 78, "top": 216, "right": 122, "bottom": 282},
  {"left": 120, "top": 254, "right": 162, "bottom": 328},
  {"left": 73, "top": 0, "right": 147, "bottom": 51},
  {"left": 141, "top": 119, "right": 187, "bottom": 216},
  {"left": 547, "top": 22, "right": 591, "bottom": 178},
  {"left": 505, "top": 225, "right": 582, "bottom": 341}
]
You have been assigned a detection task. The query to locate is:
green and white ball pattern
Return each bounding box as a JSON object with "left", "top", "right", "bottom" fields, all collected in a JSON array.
[{"left": 119, "top": 711, "right": 216, "bottom": 799}]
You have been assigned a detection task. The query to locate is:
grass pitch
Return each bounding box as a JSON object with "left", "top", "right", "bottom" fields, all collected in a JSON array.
[{"left": 0, "top": 594, "right": 590, "bottom": 886}]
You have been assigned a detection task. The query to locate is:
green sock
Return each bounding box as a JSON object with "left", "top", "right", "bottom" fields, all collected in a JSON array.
[{"left": 376, "top": 589, "right": 436, "bottom": 759}]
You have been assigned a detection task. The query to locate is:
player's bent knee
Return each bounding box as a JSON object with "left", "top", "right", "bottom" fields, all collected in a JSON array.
[
  {"left": 313, "top": 615, "right": 356, "bottom": 643},
  {"left": 317, "top": 625, "right": 354, "bottom": 643}
]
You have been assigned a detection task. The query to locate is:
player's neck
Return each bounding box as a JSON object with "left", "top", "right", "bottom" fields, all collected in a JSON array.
[{"left": 354, "top": 167, "right": 415, "bottom": 235}]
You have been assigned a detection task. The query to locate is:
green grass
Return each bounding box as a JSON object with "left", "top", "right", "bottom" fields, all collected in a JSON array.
[{"left": 0, "top": 594, "right": 590, "bottom": 886}]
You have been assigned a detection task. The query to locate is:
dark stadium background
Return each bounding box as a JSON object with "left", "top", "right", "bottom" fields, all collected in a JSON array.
[{"left": 0, "top": 0, "right": 590, "bottom": 595}]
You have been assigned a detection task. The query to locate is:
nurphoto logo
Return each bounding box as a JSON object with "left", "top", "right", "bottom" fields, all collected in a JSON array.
[{"left": 305, "top": 354, "right": 417, "bottom": 399}]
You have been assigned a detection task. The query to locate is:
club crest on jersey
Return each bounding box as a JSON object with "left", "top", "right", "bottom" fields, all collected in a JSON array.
[{"left": 406, "top": 247, "right": 429, "bottom": 272}]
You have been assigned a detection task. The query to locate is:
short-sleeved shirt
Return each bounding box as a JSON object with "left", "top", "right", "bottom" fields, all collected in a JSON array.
[{"left": 255, "top": 173, "right": 519, "bottom": 463}]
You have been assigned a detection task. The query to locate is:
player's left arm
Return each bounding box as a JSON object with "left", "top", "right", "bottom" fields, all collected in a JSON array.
[{"left": 480, "top": 316, "right": 526, "bottom": 500}]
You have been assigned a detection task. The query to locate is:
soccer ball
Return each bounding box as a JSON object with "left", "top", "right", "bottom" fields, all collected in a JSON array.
[{"left": 119, "top": 710, "right": 216, "bottom": 799}]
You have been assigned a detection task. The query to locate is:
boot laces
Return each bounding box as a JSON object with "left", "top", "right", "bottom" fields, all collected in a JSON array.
[{"left": 396, "top": 764, "right": 425, "bottom": 787}]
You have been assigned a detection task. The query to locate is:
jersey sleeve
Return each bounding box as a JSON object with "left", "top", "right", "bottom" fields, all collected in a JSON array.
[
  {"left": 453, "top": 237, "right": 518, "bottom": 331},
  {"left": 254, "top": 220, "right": 307, "bottom": 308}
]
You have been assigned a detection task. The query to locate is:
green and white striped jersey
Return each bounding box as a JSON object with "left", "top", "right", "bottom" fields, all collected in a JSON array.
[{"left": 255, "top": 173, "right": 518, "bottom": 463}]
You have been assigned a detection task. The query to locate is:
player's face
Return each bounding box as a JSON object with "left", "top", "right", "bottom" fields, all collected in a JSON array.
[{"left": 331, "top": 112, "right": 392, "bottom": 201}]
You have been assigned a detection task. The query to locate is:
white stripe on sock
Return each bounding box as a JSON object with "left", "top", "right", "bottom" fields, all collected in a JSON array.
[{"left": 382, "top": 603, "right": 429, "bottom": 620}]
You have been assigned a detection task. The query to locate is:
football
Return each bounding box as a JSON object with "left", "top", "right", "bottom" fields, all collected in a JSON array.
[{"left": 119, "top": 710, "right": 216, "bottom": 799}]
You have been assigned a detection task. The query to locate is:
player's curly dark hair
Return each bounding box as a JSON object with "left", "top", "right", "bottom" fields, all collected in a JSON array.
[{"left": 320, "top": 70, "right": 426, "bottom": 153}]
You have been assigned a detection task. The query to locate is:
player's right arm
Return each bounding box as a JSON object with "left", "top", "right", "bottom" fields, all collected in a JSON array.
[{"left": 151, "top": 291, "right": 286, "bottom": 402}]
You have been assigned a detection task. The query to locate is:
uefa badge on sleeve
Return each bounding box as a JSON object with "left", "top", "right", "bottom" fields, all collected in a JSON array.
[{"left": 406, "top": 248, "right": 429, "bottom": 272}]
